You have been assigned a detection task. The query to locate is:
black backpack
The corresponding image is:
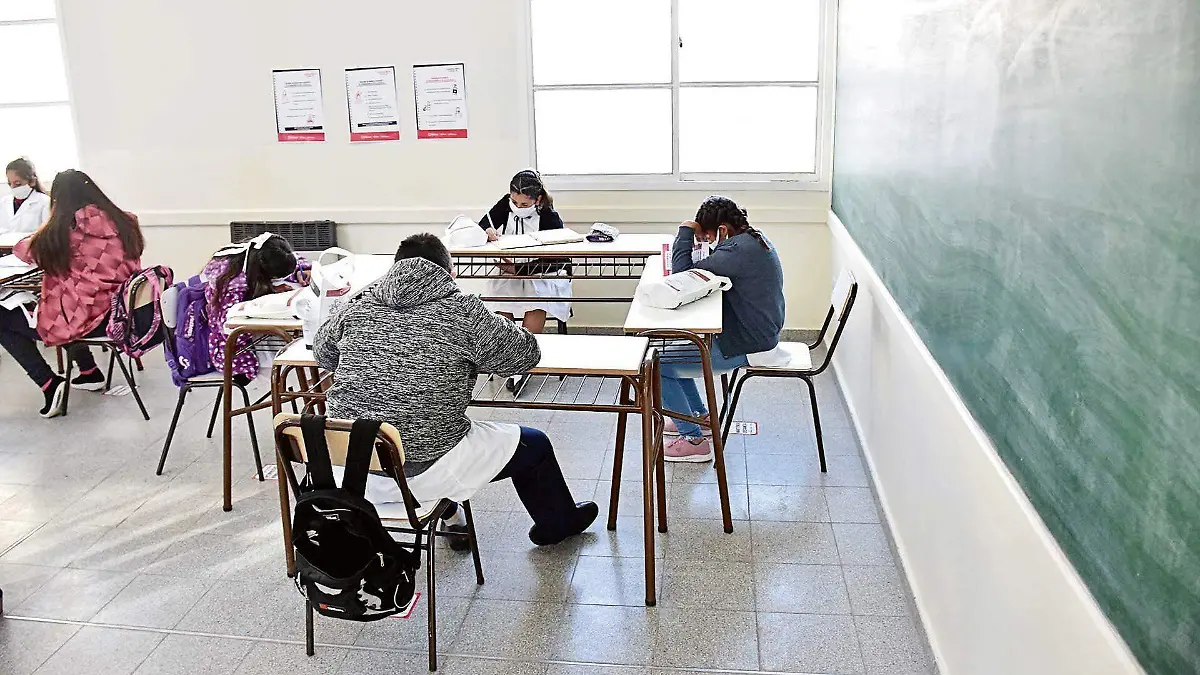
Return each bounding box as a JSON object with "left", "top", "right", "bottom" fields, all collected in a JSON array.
[{"left": 292, "top": 415, "right": 420, "bottom": 621}]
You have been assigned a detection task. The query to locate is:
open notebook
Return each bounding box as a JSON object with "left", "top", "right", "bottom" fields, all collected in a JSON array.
[{"left": 494, "top": 228, "right": 586, "bottom": 250}]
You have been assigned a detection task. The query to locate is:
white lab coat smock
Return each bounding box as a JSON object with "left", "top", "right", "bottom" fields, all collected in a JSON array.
[{"left": 0, "top": 191, "right": 50, "bottom": 235}]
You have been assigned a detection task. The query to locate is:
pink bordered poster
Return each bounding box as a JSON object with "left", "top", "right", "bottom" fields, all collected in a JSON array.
[
  {"left": 272, "top": 68, "right": 326, "bottom": 142},
  {"left": 413, "top": 63, "right": 469, "bottom": 139},
  {"left": 346, "top": 66, "right": 402, "bottom": 143}
]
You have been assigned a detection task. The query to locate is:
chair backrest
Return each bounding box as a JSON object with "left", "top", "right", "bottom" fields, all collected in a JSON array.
[
  {"left": 812, "top": 270, "right": 858, "bottom": 373},
  {"left": 273, "top": 413, "right": 429, "bottom": 528}
]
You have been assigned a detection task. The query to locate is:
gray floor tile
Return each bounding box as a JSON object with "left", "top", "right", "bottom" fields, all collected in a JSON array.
[
  {"left": 451, "top": 599, "right": 566, "bottom": 660},
  {"left": 821, "top": 456, "right": 872, "bottom": 487},
  {"left": 596, "top": 479, "right": 667, "bottom": 519},
  {"left": 67, "top": 519, "right": 195, "bottom": 574},
  {"left": 567, "top": 555, "right": 656, "bottom": 607},
  {"left": 14, "top": 567, "right": 136, "bottom": 621},
  {"left": 0, "top": 519, "right": 40, "bottom": 553},
  {"left": 46, "top": 481, "right": 163, "bottom": 529},
  {"left": 601, "top": 448, "right": 674, "bottom": 486},
  {"left": 747, "top": 485, "right": 830, "bottom": 522},
  {"left": 856, "top": 615, "right": 934, "bottom": 674},
  {"left": 662, "top": 518, "right": 752, "bottom": 562},
  {"left": 660, "top": 559, "right": 755, "bottom": 611},
  {"left": 667, "top": 482, "right": 749, "bottom": 521},
  {"left": 0, "top": 562, "right": 59, "bottom": 608},
  {"left": 834, "top": 523, "right": 896, "bottom": 565},
  {"left": 31, "top": 626, "right": 164, "bottom": 675},
  {"left": 844, "top": 565, "right": 911, "bottom": 617},
  {"left": 758, "top": 612, "right": 864, "bottom": 674},
  {"left": 354, "top": 593, "right": 470, "bottom": 650},
  {"left": 546, "top": 664, "right": 646, "bottom": 675},
  {"left": 448, "top": 550, "right": 576, "bottom": 603},
  {"left": 826, "top": 487, "right": 882, "bottom": 523},
  {"left": 132, "top": 634, "right": 254, "bottom": 675},
  {"left": 669, "top": 451, "right": 747, "bottom": 485},
  {"left": 335, "top": 649, "right": 434, "bottom": 675},
  {"left": 440, "top": 656, "right": 549, "bottom": 675},
  {"left": 175, "top": 579, "right": 292, "bottom": 637},
  {"left": 0, "top": 486, "right": 87, "bottom": 523},
  {"left": 0, "top": 618, "right": 81, "bottom": 675},
  {"left": 552, "top": 604, "right": 654, "bottom": 665},
  {"left": 233, "top": 641, "right": 348, "bottom": 674},
  {"left": 755, "top": 563, "right": 852, "bottom": 614},
  {"left": 0, "top": 523, "right": 110, "bottom": 567},
  {"left": 92, "top": 573, "right": 214, "bottom": 628},
  {"left": 576, "top": 516, "right": 666, "bottom": 560},
  {"left": 650, "top": 607, "right": 759, "bottom": 670},
  {"left": 751, "top": 521, "right": 840, "bottom": 564}
]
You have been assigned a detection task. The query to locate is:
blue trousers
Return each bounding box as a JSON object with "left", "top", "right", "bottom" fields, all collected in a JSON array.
[{"left": 659, "top": 340, "right": 748, "bottom": 438}]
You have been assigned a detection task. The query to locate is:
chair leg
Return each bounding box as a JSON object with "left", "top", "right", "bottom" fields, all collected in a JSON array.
[
  {"left": 305, "top": 599, "right": 315, "bottom": 656},
  {"left": 803, "top": 376, "right": 827, "bottom": 473},
  {"left": 157, "top": 386, "right": 190, "bottom": 475},
  {"left": 104, "top": 349, "right": 117, "bottom": 391},
  {"left": 61, "top": 350, "right": 75, "bottom": 417},
  {"left": 55, "top": 346, "right": 64, "bottom": 375},
  {"left": 557, "top": 319, "right": 568, "bottom": 335},
  {"left": 113, "top": 353, "right": 150, "bottom": 420},
  {"left": 462, "top": 501, "right": 484, "bottom": 585},
  {"left": 238, "top": 385, "right": 265, "bottom": 481},
  {"left": 135, "top": 356, "right": 144, "bottom": 372},
  {"left": 426, "top": 529, "right": 438, "bottom": 672},
  {"left": 720, "top": 375, "right": 750, "bottom": 448},
  {"left": 207, "top": 387, "right": 223, "bottom": 438}
]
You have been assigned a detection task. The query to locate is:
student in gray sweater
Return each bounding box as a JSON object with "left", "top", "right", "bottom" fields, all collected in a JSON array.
[
  {"left": 662, "top": 196, "right": 786, "bottom": 462},
  {"left": 313, "top": 234, "right": 597, "bottom": 547}
]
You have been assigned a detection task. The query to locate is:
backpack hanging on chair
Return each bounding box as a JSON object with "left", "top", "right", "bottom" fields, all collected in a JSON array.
[
  {"left": 291, "top": 415, "right": 421, "bottom": 621},
  {"left": 107, "top": 265, "right": 173, "bottom": 358}
]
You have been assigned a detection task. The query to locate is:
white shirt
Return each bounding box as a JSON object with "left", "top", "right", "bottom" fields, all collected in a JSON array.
[{"left": 0, "top": 190, "right": 50, "bottom": 235}]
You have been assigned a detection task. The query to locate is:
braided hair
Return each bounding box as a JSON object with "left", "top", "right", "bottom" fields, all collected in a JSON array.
[
  {"left": 694, "top": 196, "right": 769, "bottom": 249},
  {"left": 510, "top": 169, "right": 554, "bottom": 212}
]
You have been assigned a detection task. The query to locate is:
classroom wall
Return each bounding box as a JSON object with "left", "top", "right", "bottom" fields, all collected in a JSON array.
[{"left": 55, "top": 0, "right": 831, "bottom": 330}]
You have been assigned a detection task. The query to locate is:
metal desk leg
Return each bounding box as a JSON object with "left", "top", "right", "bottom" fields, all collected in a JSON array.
[
  {"left": 221, "top": 328, "right": 240, "bottom": 512},
  {"left": 698, "top": 338, "right": 735, "bottom": 533},
  {"left": 640, "top": 364, "right": 658, "bottom": 606},
  {"left": 607, "top": 379, "right": 633, "bottom": 530},
  {"left": 272, "top": 364, "right": 297, "bottom": 576}
]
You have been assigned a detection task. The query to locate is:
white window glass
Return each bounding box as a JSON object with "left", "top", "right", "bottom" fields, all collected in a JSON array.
[
  {"left": 679, "top": 87, "right": 817, "bottom": 173},
  {"left": 0, "top": 0, "right": 55, "bottom": 21},
  {"left": 679, "top": 0, "right": 820, "bottom": 83},
  {"left": 0, "top": 24, "right": 69, "bottom": 103},
  {"left": 535, "top": 89, "right": 672, "bottom": 175},
  {"left": 531, "top": 0, "right": 671, "bottom": 85},
  {"left": 0, "top": 105, "right": 78, "bottom": 186}
]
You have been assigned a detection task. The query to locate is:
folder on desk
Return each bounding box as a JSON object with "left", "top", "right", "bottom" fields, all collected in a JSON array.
[{"left": 494, "top": 228, "right": 586, "bottom": 250}]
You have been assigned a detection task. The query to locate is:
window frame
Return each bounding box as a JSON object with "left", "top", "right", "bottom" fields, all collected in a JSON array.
[{"left": 523, "top": 0, "right": 838, "bottom": 192}]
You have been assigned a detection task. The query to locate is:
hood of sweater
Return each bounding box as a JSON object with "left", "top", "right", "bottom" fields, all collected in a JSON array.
[{"left": 370, "top": 257, "right": 459, "bottom": 309}]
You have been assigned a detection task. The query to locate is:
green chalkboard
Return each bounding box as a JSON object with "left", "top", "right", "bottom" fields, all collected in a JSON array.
[{"left": 831, "top": 1, "right": 1199, "bottom": 672}]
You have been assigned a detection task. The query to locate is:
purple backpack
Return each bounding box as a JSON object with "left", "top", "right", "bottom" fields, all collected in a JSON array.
[
  {"left": 163, "top": 275, "right": 216, "bottom": 387},
  {"left": 107, "top": 265, "right": 173, "bottom": 359}
]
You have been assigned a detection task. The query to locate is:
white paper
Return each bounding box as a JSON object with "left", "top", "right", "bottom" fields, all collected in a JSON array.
[
  {"left": 345, "top": 66, "right": 401, "bottom": 143},
  {"left": 413, "top": 63, "right": 468, "bottom": 139},
  {"left": 272, "top": 69, "right": 326, "bottom": 142}
]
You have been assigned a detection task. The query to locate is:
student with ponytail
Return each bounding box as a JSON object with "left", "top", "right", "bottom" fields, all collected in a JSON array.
[{"left": 660, "top": 196, "right": 786, "bottom": 462}]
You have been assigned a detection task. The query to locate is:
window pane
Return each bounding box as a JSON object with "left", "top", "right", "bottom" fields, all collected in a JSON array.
[
  {"left": 0, "top": 0, "right": 55, "bottom": 21},
  {"left": 531, "top": 0, "right": 670, "bottom": 85},
  {"left": 0, "top": 105, "right": 78, "bottom": 190},
  {"left": 679, "top": 86, "right": 817, "bottom": 173},
  {"left": 535, "top": 89, "right": 671, "bottom": 175},
  {"left": 0, "top": 24, "right": 68, "bottom": 103},
  {"left": 679, "top": 0, "right": 820, "bottom": 82}
]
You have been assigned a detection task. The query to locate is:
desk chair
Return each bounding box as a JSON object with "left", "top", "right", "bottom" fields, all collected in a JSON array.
[
  {"left": 273, "top": 413, "right": 485, "bottom": 672},
  {"left": 719, "top": 271, "right": 858, "bottom": 472},
  {"left": 155, "top": 285, "right": 264, "bottom": 477}
]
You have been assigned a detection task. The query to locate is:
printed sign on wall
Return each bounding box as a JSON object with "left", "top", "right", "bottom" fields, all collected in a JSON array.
[
  {"left": 272, "top": 69, "right": 326, "bottom": 142},
  {"left": 413, "top": 63, "right": 468, "bottom": 139}
]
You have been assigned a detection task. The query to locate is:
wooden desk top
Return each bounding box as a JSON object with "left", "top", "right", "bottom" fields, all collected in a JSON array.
[
  {"left": 449, "top": 233, "right": 672, "bottom": 258},
  {"left": 623, "top": 255, "right": 723, "bottom": 335},
  {"left": 274, "top": 333, "right": 651, "bottom": 377}
]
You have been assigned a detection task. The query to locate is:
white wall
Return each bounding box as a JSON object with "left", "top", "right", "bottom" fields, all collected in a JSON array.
[
  {"left": 56, "top": 0, "right": 830, "bottom": 329},
  {"left": 827, "top": 211, "right": 1143, "bottom": 675}
]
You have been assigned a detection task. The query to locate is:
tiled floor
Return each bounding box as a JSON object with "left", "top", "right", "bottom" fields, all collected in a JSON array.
[{"left": 0, "top": 350, "right": 936, "bottom": 674}]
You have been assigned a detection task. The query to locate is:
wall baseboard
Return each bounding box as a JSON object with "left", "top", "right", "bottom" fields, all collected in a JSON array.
[{"left": 826, "top": 210, "right": 1143, "bottom": 675}]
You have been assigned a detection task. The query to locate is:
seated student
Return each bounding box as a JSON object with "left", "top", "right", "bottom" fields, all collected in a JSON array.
[
  {"left": 660, "top": 196, "right": 786, "bottom": 462},
  {"left": 201, "top": 234, "right": 308, "bottom": 385},
  {"left": 2, "top": 157, "right": 51, "bottom": 235},
  {"left": 313, "top": 233, "right": 597, "bottom": 548},
  {"left": 0, "top": 170, "right": 145, "bottom": 418},
  {"left": 478, "top": 169, "right": 571, "bottom": 336}
]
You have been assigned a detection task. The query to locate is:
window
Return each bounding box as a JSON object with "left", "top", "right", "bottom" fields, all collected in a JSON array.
[
  {"left": 528, "top": 0, "right": 830, "bottom": 187},
  {"left": 0, "top": 4, "right": 78, "bottom": 193}
]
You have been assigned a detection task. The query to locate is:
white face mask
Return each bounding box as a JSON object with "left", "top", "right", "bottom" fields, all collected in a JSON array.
[
  {"left": 510, "top": 199, "right": 538, "bottom": 219},
  {"left": 10, "top": 185, "right": 33, "bottom": 200}
]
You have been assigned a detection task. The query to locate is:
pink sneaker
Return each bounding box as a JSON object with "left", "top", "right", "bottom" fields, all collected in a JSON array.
[
  {"left": 664, "top": 415, "right": 713, "bottom": 437},
  {"left": 664, "top": 436, "right": 714, "bottom": 463}
]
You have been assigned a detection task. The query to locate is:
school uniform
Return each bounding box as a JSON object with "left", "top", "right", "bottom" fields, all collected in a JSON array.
[
  {"left": 478, "top": 197, "right": 572, "bottom": 323},
  {"left": 0, "top": 190, "right": 51, "bottom": 235}
]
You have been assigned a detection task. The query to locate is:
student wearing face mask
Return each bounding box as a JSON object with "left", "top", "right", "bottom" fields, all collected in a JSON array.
[
  {"left": 660, "top": 196, "right": 786, "bottom": 462},
  {"left": 1, "top": 158, "right": 51, "bottom": 235},
  {"left": 477, "top": 169, "right": 571, "bottom": 336}
]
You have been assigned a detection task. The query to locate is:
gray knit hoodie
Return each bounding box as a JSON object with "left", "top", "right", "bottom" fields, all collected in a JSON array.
[{"left": 313, "top": 257, "right": 541, "bottom": 475}]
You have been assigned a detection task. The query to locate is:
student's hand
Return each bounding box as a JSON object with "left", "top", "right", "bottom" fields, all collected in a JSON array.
[
  {"left": 486, "top": 227, "right": 500, "bottom": 242},
  {"left": 681, "top": 220, "right": 700, "bottom": 231}
]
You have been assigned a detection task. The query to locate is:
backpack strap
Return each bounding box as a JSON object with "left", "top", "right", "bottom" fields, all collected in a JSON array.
[
  {"left": 340, "top": 419, "right": 384, "bottom": 498},
  {"left": 299, "top": 414, "right": 337, "bottom": 490}
]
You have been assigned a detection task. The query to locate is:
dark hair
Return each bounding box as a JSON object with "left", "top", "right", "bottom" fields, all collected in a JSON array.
[
  {"left": 695, "top": 196, "right": 769, "bottom": 250},
  {"left": 395, "top": 232, "right": 451, "bottom": 272},
  {"left": 212, "top": 235, "right": 298, "bottom": 305},
  {"left": 6, "top": 157, "right": 45, "bottom": 193},
  {"left": 510, "top": 169, "right": 554, "bottom": 212},
  {"left": 30, "top": 170, "right": 144, "bottom": 277}
]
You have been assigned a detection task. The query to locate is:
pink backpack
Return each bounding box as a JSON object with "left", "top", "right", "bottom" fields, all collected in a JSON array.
[{"left": 107, "top": 265, "right": 173, "bottom": 358}]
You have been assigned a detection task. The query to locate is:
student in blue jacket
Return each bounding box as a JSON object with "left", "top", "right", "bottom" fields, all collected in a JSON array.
[{"left": 662, "top": 196, "right": 786, "bottom": 462}]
